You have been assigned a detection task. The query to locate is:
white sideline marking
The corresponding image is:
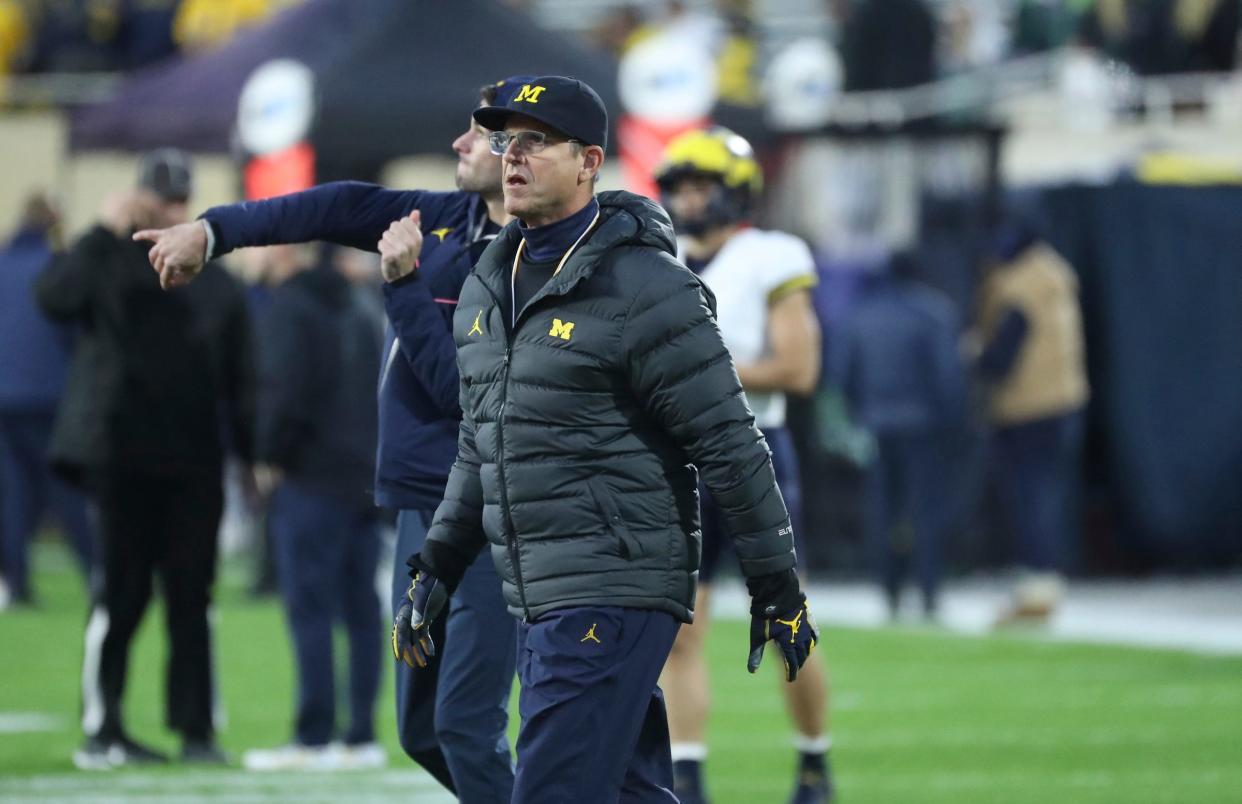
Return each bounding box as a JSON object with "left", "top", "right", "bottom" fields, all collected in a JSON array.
[
  {"left": 717, "top": 767, "right": 1236, "bottom": 794},
  {"left": 0, "top": 712, "right": 63, "bottom": 734},
  {"left": 722, "top": 684, "right": 1242, "bottom": 713},
  {"left": 708, "top": 576, "right": 1242, "bottom": 655},
  {"left": 0, "top": 770, "right": 456, "bottom": 803}
]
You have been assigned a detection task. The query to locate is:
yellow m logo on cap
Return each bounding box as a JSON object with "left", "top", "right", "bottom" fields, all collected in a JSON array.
[
  {"left": 549, "top": 318, "right": 574, "bottom": 340},
  {"left": 514, "top": 85, "right": 547, "bottom": 104}
]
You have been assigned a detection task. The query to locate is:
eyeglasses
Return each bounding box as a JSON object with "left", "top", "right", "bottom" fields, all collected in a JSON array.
[{"left": 488, "top": 130, "right": 582, "bottom": 156}]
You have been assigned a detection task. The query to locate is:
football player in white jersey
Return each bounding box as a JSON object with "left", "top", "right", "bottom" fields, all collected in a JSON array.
[{"left": 655, "top": 128, "right": 834, "bottom": 804}]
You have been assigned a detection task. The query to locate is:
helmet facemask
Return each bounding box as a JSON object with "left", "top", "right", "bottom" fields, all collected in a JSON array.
[
  {"left": 658, "top": 171, "right": 751, "bottom": 237},
  {"left": 654, "top": 127, "right": 762, "bottom": 240}
]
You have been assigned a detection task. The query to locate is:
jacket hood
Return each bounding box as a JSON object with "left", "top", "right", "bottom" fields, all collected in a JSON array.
[{"left": 591, "top": 190, "right": 677, "bottom": 256}]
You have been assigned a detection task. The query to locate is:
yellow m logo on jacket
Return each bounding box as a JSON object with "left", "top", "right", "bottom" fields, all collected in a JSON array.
[
  {"left": 514, "top": 85, "right": 547, "bottom": 104},
  {"left": 549, "top": 318, "right": 574, "bottom": 340}
]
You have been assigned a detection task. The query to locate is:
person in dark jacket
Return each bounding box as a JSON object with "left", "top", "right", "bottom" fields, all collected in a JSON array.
[
  {"left": 831, "top": 253, "right": 966, "bottom": 618},
  {"left": 836, "top": 0, "right": 937, "bottom": 92},
  {"left": 1079, "top": 0, "right": 1240, "bottom": 76},
  {"left": 134, "top": 79, "right": 533, "bottom": 801},
  {"left": 240, "top": 244, "right": 385, "bottom": 770},
  {"left": 36, "top": 150, "right": 253, "bottom": 769},
  {"left": 0, "top": 194, "right": 94, "bottom": 607},
  {"left": 388, "top": 76, "right": 820, "bottom": 804}
]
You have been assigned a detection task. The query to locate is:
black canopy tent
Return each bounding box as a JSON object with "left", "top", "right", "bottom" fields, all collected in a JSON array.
[
  {"left": 69, "top": 0, "right": 354, "bottom": 155},
  {"left": 69, "top": 0, "right": 621, "bottom": 182},
  {"left": 309, "top": 0, "right": 620, "bottom": 180}
]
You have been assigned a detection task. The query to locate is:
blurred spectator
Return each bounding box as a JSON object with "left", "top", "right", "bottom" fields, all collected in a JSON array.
[
  {"left": 0, "top": 0, "right": 31, "bottom": 73},
  {"left": 234, "top": 246, "right": 283, "bottom": 599},
  {"left": 115, "top": 0, "right": 178, "bottom": 69},
  {"left": 1011, "top": 0, "right": 1092, "bottom": 55},
  {"left": 173, "top": 0, "right": 292, "bottom": 54},
  {"left": 625, "top": 0, "right": 762, "bottom": 106},
  {"left": 589, "top": 3, "right": 644, "bottom": 58},
  {"left": 242, "top": 243, "right": 385, "bottom": 771},
  {"left": 831, "top": 253, "right": 966, "bottom": 618},
  {"left": 834, "top": 0, "right": 937, "bottom": 91},
  {"left": 974, "top": 225, "right": 1088, "bottom": 626},
  {"left": 328, "top": 245, "right": 385, "bottom": 343},
  {"left": 631, "top": 0, "right": 725, "bottom": 53},
  {"left": 713, "top": 0, "right": 760, "bottom": 106},
  {"left": 1079, "top": 0, "right": 1240, "bottom": 75},
  {"left": 0, "top": 193, "right": 95, "bottom": 608},
  {"left": 26, "top": 0, "right": 123, "bottom": 72},
  {"left": 36, "top": 149, "right": 253, "bottom": 768},
  {"left": 17, "top": 0, "right": 203, "bottom": 73},
  {"left": 941, "top": 0, "right": 1009, "bottom": 72}
]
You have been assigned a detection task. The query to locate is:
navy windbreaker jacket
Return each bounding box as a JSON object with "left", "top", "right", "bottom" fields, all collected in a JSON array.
[{"left": 204, "top": 182, "right": 493, "bottom": 511}]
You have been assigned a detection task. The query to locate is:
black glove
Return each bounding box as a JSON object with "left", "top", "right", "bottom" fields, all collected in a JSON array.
[
  {"left": 391, "top": 556, "right": 449, "bottom": 669},
  {"left": 746, "top": 570, "right": 819, "bottom": 682}
]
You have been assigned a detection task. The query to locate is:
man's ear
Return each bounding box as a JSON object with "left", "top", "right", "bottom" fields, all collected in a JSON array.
[{"left": 580, "top": 145, "right": 605, "bottom": 184}]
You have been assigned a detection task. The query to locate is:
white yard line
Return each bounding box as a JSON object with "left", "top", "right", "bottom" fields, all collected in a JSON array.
[
  {"left": 709, "top": 577, "right": 1242, "bottom": 655},
  {"left": 0, "top": 712, "right": 63, "bottom": 734},
  {"left": 1, "top": 795, "right": 453, "bottom": 804},
  {"left": 0, "top": 770, "right": 456, "bottom": 803}
]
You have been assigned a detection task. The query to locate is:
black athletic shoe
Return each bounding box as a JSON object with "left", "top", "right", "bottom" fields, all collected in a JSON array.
[
  {"left": 789, "top": 768, "right": 834, "bottom": 804},
  {"left": 73, "top": 734, "right": 169, "bottom": 770},
  {"left": 673, "top": 759, "right": 711, "bottom": 804},
  {"left": 675, "top": 790, "right": 712, "bottom": 804},
  {"left": 109, "top": 735, "right": 170, "bottom": 767},
  {"left": 72, "top": 736, "right": 114, "bottom": 771},
  {"left": 182, "top": 739, "right": 231, "bottom": 765}
]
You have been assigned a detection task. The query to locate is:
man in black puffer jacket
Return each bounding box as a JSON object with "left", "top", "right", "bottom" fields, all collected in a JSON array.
[{"left": 390, "top": 77, "right": 821, "bottom": 804}]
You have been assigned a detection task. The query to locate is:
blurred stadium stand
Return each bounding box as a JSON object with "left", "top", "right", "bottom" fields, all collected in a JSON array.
[
  {"left": 0, "top": 0, "right": 1239, "bottom": 576},
  {"left": 532, "top": 0, "right": 834, "bottom": 54}
]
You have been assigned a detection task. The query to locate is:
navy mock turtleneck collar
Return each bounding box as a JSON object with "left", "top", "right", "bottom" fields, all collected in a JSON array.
[{"left": 518, "top": 198, "right": 600, "bottom": 263}]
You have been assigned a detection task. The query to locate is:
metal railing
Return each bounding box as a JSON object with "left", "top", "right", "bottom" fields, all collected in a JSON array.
[{"left": 0, "top": 72, "right": 122, "bottom": 108}]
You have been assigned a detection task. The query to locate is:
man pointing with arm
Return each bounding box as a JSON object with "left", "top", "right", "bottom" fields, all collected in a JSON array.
[{"left": 135, "top": 78, "right": 533, "bottom": 801}]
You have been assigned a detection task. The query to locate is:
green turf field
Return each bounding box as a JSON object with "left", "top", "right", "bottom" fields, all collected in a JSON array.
[{"left": 2, "top": 541, "right": 1241, "bottom": 803}]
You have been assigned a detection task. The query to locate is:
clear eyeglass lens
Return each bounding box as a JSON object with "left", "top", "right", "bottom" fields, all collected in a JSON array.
[{"left": 489, "top": 131, "right": 549, "bottom": 155}]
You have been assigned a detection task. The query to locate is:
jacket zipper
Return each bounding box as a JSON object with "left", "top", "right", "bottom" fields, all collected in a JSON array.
[
  {"left": 496, "top": 344, "right": 532, "bottom": 621},
  {"left": 478, "top": 283, "right": 532, "bottom": 621},
  {"left": 478, "top": 221, "right": 599, "bottom": 622}
]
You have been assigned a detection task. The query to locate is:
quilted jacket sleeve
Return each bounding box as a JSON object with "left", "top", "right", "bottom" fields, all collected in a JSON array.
[
  {"left": 621, "top": 254, "right": 796, "bottom": 578},
  {"left": 420, "top": 381, "right": 489, "bottom": 589}
]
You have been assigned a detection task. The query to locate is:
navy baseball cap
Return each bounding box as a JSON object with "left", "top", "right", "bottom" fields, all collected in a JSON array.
[
  {"left": 488, "top": 75, "right": 537, "bottom": 106},
  {"left": 474, "top": 75, "right": 608, "bottom": 150}
]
